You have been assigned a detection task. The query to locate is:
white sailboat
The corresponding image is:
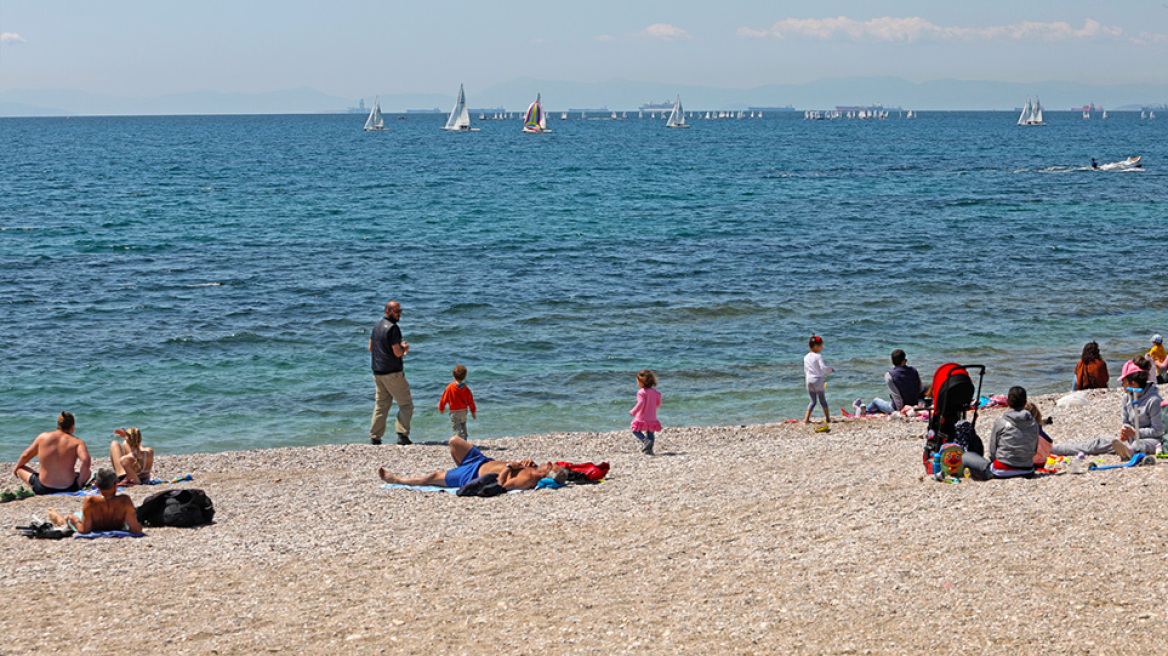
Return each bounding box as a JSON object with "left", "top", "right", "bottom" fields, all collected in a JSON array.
[
  {"left": 522, "top": 93, "right": 551, "bottom": 133},
  {"left": 1102, "top": 110, "right": 1108, "bottom": 120},
  {"left": 560, "top": 112, "right": 567, "bottom": 120},
  {"left": 1083, "top": 110, "right": 1090, "bottom": 120},
  {"left": 442, "top": 84, "right": 478, "bottom": 132},
  {"left": 666, "top": 94, "right": 690, "bottom": 129},
  {"left": 1017, "top": 97, "right": 1045, "bottom": 126},
  {"left": 363, "top": 96, "right": 387, "bottom": 131},
  {"left": 1151, "top": 110, "right": 1157, "bottom": 120}
]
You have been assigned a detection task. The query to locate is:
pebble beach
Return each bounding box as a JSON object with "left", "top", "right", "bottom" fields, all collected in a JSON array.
[{"left": 2, "top": 387, "right": 1166, "bottom": 655}]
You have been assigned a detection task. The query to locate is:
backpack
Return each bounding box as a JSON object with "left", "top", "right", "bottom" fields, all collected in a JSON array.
[{"left": 136, "top": 489, "right": 215, "bottom": 527}]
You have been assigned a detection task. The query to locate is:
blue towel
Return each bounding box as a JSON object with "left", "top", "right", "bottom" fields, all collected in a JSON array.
[
  {"left": 74, "top": 531, "right": 145, "bottom": 539},
  {"left": 381, "top": 483, "right": 526, "bottom": 495},
  {"left": 535, "top": 478, "right": 564, "bottom": 489},
  {"left": 51, "top": 474, "right": 195, "bottom": 497}
]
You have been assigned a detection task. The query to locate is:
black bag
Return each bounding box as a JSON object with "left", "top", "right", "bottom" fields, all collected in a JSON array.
[{"left": 136, "top": 489, "right": 215, "bottom": 527}]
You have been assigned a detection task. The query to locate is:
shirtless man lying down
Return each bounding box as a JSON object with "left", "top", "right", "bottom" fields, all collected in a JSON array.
[{"left": 378, "top": 436, "right": 563, "bottom": 491}]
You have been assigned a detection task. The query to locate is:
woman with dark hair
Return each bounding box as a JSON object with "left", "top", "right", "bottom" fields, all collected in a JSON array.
[
  {"left": 1054, "top": 358, "right": 1163, "bottom": 457},
  {"left": 1074, "top": 341, "right": 1109, "bottom": 390}
]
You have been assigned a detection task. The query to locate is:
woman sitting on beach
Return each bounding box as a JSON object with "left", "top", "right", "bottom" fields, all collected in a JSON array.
[
  {"left": 110, "top": 427, "right": 153, "bottom": 486},
  {"left": 1054, "top": 358, "right": 1164, "bottom": 459},
  {"left": 1074, "top": 341, "right": 1109, "bottom": 390}
]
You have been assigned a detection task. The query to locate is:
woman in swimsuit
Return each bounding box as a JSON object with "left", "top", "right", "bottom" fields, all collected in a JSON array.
[{"left": 109, "top": 427, "right": 153, "bottom": 486}]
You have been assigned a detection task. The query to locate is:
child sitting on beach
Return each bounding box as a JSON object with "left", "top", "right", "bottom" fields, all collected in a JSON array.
[
  {"left": 629, "top": 369, "right": 662, "bottom": 455},
  {"left": 438, "top": 365, "right": 477, "bottom": 439},
  {"left": 1026, "top": 402, "right": 1053, "bottom": 468},
  {"left": 110, "top": 427, "right": 153, "bottom": 486},
  {"left": 803, "top": 335, "right": 834, "bottom": 424},
  {"left": 1148, "top": 334, "right": 1168, "bottom": 384},
  {"left": 962, "top": 386, "right": 1039, "bottom": 480}
]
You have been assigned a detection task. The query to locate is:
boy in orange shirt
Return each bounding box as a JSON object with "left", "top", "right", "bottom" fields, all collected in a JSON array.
[{"left": 439, "top": 365, "right": 477, "bottom": 438}]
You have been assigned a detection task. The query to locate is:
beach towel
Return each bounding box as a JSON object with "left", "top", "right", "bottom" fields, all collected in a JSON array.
[
  {"left": 50, "top": 474, "right": 195, "bottom": 497},
  {"left": 74, "top": 531, "right": 145, "bottom": 539},
  {"left": 381, "top": 483, "right": 525, "bottom": 495}
]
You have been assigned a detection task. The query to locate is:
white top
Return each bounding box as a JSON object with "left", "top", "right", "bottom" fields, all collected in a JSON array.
[{"left": 804, "top": 351, "right": 830, "bottom": 384}]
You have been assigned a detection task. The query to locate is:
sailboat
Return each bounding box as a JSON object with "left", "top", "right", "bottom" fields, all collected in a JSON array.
[
  {"left": 522, "top": 94, "right": 551, "bottom": 133},
  {"left": 666, "top": 94, "right": 690, "bottom": 129},
  {"left": 1151, "top": 110, "right": 1157, "bottom": 120},
  {"left": 561, "top": 112, "right": 567, "bottom": 120},
  {"left": 1102, "top": 110, "right": 1108, "bottom": 120},
  {"left": 1083, "top": 110, "right": 1090, "bottom": 120},
  {"left": 442, "top": 84, "right": 478, "bottom": 132},
  {"left": 1017, "top": 97, "right": 1045, "bottom": 126},
  {"left": 363, "top": 96, "right": 387, "bottom": 131}
]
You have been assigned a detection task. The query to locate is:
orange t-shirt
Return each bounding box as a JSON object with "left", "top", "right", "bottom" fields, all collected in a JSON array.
[{"left": 439, "top": 382, "right": 476, "bottom": 413}]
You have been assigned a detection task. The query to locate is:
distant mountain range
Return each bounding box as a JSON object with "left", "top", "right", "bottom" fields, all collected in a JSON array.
[{"left": 4, "top": 77, "right": 1168, "bottom": 116}]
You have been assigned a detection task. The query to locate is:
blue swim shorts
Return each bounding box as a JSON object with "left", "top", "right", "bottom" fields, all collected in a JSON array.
[{"left": 445, "top": 446, "right": 494, "bottom": 489}]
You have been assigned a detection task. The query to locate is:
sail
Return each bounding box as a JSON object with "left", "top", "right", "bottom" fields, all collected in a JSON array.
[
  {"left": 364, "top": 97, "right": 384, "bottom": 131},
  {"left": 524, "top": 96, "right": 541, "bottom": 128},
  {"left": 666, "top": 95, "right": 685, "bottom": 127},
  {"left": 444, "top": 84, "right": 471, "bottom": 130},
  {"left": 1017, "top": 98, "right": 1032, "bottom": 126},
  {"left": 1033, "top": 97, "right": 1043, "bottom": 124}
]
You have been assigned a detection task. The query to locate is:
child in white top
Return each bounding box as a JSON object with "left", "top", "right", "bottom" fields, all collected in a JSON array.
[{"left": 803, "top": 335, "right": 834, "bottom": 424}]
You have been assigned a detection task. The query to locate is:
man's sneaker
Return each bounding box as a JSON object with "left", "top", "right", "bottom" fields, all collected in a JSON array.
[
  {"left": 370, "top": 437, "right": 382, "bottom": 446},
  {"left": 396, "top": 433, "right": 412, "bottom": 446},
  {"left": 1111, "top": 438, "right": 1133, "bottom": 461},
  {"left": 641, "top": 439, "right": 654, "bottom": 455}
]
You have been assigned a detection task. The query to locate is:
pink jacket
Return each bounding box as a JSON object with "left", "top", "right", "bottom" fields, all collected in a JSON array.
[{"left": 630, "top": 388, "right": 662, "bottom": 432}]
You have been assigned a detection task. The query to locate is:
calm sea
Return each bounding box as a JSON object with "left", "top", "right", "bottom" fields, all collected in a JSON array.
[{"left": 2, "top": 110, "right": 1166, "bottom": 455}]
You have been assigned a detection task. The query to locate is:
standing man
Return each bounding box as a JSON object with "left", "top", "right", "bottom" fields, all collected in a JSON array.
[{"left": 369, "top": 301, "right": 413, "bottom": 445}]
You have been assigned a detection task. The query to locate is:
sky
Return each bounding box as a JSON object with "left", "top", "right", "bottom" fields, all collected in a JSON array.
[{"left": 3, "top": 0, "right": 1168, "bottom": 99}]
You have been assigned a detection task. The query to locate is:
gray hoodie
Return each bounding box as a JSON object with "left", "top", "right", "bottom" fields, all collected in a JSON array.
[
  {"left": 1120, "top": 383, "right": 1164, "bottom": 443},
  {"left": 988, "top": 409, "right": 1039, "bottom": 469}
]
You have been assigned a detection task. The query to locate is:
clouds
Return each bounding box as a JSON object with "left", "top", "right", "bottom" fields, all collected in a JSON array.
[
  {"left": 595, "top": 34, "right": 616, "bottom": 43},
  {"left": 636, "top": 23, "right": 692, "bottom": 41},
  {"left": 737, "top": 17, "right": 1128, "bottom": 43},
  {"left": 1, "top": 32, "right": 26, "bottom": 44}
]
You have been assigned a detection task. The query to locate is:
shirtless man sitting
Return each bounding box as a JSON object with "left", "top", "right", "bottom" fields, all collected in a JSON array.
[
  {"left": 378, "top": 436, "right": 563, "bottom": 491},
  {"left": 47, "top": 468, "right": 143, "bottom": 534},
  {"left": 13, "top": 412, "right": 92, "bottom": 495}
]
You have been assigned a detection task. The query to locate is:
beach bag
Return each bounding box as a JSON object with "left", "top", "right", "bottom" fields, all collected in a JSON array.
[{"left": 136, "top": 489, "right": 215, "bottom": 527}]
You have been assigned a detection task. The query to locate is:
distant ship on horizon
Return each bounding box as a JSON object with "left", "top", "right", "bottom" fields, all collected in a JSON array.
[
  {"left": 640, "top": 100, "right": 676, "bottom": 111},
  {"left": 836, "top": 103, "right": 902, "bottom": 113}
]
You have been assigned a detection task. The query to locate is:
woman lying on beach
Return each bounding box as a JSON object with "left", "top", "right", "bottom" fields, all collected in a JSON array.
[
  {"left": 110, "top": 427, "right": 153, "bottom": 486},
  {"left": 1053, "top": 358, "right": 1164, "bottom": 459}
]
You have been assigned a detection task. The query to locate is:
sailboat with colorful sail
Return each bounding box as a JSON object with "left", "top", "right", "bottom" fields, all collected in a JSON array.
[
  {"left": 363, "top": 96, "right": 387, "bottom": 131},
  {"left": 666, "top": 95, "right": 690, "bottom": 129},
  {"left": 522, "top": 93, "right": 551, "bottom": 133},
  {"left": 442, "top": 84, "right": 478, "bottom": 132}
]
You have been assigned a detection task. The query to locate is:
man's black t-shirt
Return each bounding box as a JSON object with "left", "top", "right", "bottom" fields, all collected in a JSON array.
[{"left": 371, "top": 318, "right": 403, "bottom": 375}]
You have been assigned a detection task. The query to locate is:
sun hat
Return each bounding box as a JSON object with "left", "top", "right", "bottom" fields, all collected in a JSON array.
[
  {"left": 1153, "top": 334, "right": 1163, "bottom": 345},
  {"left": 1120, "top": 360, "right": 1143, "bottom": 380}
]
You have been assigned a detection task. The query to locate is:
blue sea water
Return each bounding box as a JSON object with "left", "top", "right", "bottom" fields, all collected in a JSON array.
[{"left": 2, "top": 111, "right": 1166, "bottom": 455}]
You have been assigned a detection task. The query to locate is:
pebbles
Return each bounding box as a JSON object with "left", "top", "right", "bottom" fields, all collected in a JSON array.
[{"left": 0, "top": 388, "right": 1164, "bottom": 654}]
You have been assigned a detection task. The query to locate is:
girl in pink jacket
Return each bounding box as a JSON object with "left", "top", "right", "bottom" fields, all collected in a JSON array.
[{"left": 630, "top": 369, "right": 662, "bottom": 455}]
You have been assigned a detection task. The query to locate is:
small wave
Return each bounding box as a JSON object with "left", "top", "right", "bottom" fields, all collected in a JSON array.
[{"left": 187, "top": 282, "right": 222, "bottom": 287}]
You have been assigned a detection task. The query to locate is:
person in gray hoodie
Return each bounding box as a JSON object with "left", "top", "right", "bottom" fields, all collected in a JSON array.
[
  {"left": 963, "top": 386, "right": 1039, "bottom": 480},
  {"left": 1052, "top": 358, "right": 1164, "bottom": 458}
]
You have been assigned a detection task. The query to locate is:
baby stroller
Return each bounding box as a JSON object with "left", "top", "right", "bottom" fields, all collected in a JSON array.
[{"left": 923, "top": 362, "right": 986, "bottom": 475}]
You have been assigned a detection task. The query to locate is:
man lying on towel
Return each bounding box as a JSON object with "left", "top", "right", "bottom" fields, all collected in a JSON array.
[
  {"left": 378, "top": 436, "right": 564, "bottom": 491},
  {"left": 47, "top": 468, "right": 143, "bottom": 534}
]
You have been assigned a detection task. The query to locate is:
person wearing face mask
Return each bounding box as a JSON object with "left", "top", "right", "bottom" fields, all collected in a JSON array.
[{"left": 1053, "top": 357, "right": 1164, "bottom": 458}]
